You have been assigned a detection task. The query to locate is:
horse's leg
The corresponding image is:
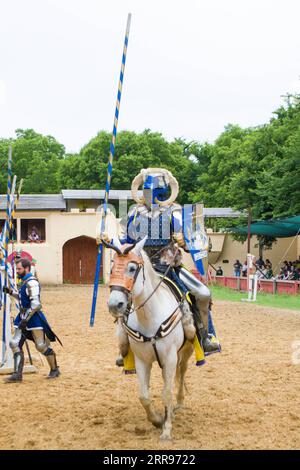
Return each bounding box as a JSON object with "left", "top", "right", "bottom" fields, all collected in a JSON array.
[
  {"left": 135, "top": 356, "right": 163, "bottom": 428},
  {"left": 160, "top": 348, "right": 177, "bottom": 441},
  {"left": 115, "top": 319, "right": 129, "bottom": 359},
  {"left": 175, "top": 342, "right": 193, "bottom": 411}
]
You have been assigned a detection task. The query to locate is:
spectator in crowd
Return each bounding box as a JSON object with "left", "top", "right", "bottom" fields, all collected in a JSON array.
[
  {"left": 292, "top": 268, "right": 300, "bottom": 280},
  {"left": 233, "top": 259, "right": 242, "bottom": 277},
  {"left": 265, "top": 266, "right": 274, "bottom": 279},
  {"left": 28, "top": 226, "right": 40, "bottom": 242},
  {"left": 277, "top": 267, "right": 291, "bottom": 280},
  {"left": 242, "top": 260, "right": 247, "bottom": 277},
  {"left": 276, "top": 268, "right": 286, "bottom": 280},
  {"left": 282, "top": 260, "right": 290, "bottom": 272},
  {"left": 216, "top": 266, "right": 223, "bottom": 276},
  {"left": 265, "top": 259, "right": 272, "bottom": 269},
  {"left": 256, "top": 256, "right": 266, "bottom": 269},
  {"left": 249, "top": 257, "right": 299, "bottom": 280}
]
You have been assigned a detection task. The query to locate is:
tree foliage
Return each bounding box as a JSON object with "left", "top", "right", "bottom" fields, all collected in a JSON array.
[
  {"left": 192, "top": 96, "right": 300, "bottom": 221},
  {"left": 1, "top": 95, "right": 299, "bottom": 225},
  {"left": 0, "top": 129, "right": 64, "bottom": 193}
]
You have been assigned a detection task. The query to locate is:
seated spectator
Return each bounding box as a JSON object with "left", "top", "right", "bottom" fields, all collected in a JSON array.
[
  {"left": 282, "top": 260, "right": 289, "bottom": 271},
  {"left": 275, "top": 260, "right": 300, "bottom": 280},
  {"left": 276, "top": 268, "right": 285, "bottom": 280},
  {"left": 265, "top": 259, "right": 272, "bottom": 269},
  {"left": 28, "top": 226, "right": 40, "bottom": 242},
  {"left": 283, "top": 269, "right": 291, "bottom": 280},
  {"left": 216, "top": 266, "right": 223, "bottom": 276},
  {"left": 256, "top": 256, "right": 266, "bottom": 269},
  {"left": 292, "top": 269, "right": 300, "bottom": 281},
  {"left": 288, "top": 266, "right": 297, "bottom": 280},
  {"left": 233, "top": 259, "right": 242, "bottom": 277},
  {"left": 242, "top": 260, "right": 247, "bottom": 277}
]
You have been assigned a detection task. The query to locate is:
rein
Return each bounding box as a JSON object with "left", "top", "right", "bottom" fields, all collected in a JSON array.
[{"left": 127, "top": 262, "right": 172, "bottom": 313}]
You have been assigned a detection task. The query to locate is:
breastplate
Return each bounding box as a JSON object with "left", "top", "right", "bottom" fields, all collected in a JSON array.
[{"left": 128, "top": 209, "right": 172, "bottom": 244}]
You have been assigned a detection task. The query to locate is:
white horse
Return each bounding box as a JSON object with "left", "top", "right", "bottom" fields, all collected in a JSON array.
[{"left": 106, "top": 237, "right": 195, "bottom": 441}]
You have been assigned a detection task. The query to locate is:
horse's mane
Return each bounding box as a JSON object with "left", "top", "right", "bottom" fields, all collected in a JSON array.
[
  {"left": 140, "top": 249, "right": 166, "bottom": 286},
  {"left": 140, "top": 249, "right": 155, "bottom": 273}
]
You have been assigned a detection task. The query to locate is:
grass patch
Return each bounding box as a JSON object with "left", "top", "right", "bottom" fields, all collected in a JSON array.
[{"left": 210, "top": 284, "right": 300, "bottom": 312}]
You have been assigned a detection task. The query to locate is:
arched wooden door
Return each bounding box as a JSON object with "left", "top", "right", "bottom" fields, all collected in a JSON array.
[{"left": 63, "top": 236, "right": 102, "bottom": 284}]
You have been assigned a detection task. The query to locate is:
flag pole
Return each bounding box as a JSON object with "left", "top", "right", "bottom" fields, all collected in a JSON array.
[
  {"left": 1, "top": 146, "right": 13, "bottom": 364},
  {"left": 90, "top": 13, "right": 132, "bottom": 327}
]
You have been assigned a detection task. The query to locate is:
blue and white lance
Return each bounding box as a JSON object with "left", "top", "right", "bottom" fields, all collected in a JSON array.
[{"left": 90, "top": 13, "right": 132, "bottom": 327}]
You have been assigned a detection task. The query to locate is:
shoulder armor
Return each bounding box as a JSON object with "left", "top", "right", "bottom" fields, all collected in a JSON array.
[
  {"left": 25, "top": 277, "right": 39, "bottom": 286},
  {"left": 25, "top": 278, "right": 40, "bottom": 298},
  {"left": 128, "top": 204, "right": 139, "bottom": 217}
]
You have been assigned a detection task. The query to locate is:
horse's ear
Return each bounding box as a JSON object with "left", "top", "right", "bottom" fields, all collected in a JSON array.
[
  {"left": 133, "top": 236, "right": 147, "bottom": 256},
  {"left": 112, "top": 237, "right": 122, "bottom": 252}
]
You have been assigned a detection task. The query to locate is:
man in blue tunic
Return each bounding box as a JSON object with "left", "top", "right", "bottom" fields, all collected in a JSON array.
[{"left": 4, "top": 258, "right": 60, "bottom": 382}]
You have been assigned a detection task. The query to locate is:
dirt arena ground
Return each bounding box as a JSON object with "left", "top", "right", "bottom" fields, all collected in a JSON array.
[{"left": 0, "top": 285, "right": 300, "bottom": 450}]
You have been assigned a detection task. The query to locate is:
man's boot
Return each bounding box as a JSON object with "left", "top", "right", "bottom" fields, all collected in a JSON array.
[
  {"left": 44, "top": 348, "right": 60, "bottom": 379},
  {"left": 201, "top": 331, "right": 220, "bottom": 354},
  {"left": 5, "top": 351, "right": 24, "bottom": 383}
]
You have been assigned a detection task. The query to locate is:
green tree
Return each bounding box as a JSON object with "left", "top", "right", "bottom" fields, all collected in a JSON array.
[{"left": 0, "top": 129, "right": 65, "bottom": 193}]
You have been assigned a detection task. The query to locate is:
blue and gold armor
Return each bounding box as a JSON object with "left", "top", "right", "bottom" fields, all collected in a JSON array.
[{"left": 14, "top": 273, "right": 52, "bottom": 334}]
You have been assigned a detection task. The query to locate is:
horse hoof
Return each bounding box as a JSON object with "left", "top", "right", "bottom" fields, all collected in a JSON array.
[
  {"left": 151, "top": 416, "right": 164, "bottom": 429},
  {"left": 160, "top": 432, "right": 172, "bottom": 441},
  {"left": 174, "top": 404, "right": 184, "bottom": 413}
]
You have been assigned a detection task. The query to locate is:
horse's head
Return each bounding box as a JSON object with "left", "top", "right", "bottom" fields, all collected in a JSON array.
[{"left": 104, "top": 237, "right": 147, "bottom": 318}]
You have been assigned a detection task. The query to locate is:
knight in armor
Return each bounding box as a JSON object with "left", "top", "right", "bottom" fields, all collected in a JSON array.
[
  {"left": 4, "top": 258, "right": 61, "bottom": 382},
  {"left": 102, "top": 168, "right": 220, "bottom": 364}
]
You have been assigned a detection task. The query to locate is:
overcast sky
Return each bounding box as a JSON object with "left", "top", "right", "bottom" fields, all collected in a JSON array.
[{"left": 0, "top": 0, "right": 299, "bottom": 153}]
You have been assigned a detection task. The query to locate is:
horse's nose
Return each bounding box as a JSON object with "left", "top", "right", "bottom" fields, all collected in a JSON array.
[
  {"left": 109, "top": 300, "right": 125, "bottom": 311},
  {"left": 108, "top": 291, "right": 127, "bottom": 315}
]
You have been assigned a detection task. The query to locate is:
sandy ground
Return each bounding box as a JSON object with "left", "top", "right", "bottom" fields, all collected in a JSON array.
[{"left": 0, "top": 285, "right": 300, "bottom": 450}]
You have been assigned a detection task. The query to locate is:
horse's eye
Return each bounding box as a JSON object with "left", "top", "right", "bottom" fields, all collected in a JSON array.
[{"left": 129, "top": 266, "right": 136, "bottom": 273}]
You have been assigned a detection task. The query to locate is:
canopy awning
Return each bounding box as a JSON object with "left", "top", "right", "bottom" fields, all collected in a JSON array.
[{"left": 228, "top": 215, "right": 300, "bottom": 238}]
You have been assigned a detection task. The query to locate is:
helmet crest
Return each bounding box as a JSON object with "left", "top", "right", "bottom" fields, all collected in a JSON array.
[{"left": 131, "top": 168, "right": 179, "bottom": 207}]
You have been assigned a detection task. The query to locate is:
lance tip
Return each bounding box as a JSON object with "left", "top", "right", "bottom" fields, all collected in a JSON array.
[{"left": 127, "top": 13, "right": 132, "bottom": 29}]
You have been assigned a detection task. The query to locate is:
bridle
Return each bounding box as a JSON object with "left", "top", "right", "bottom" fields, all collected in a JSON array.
[
  {"left": 103, "top": 240, "right": 183, "bottom": 369},
  {"left": 103, "top": 240, "right": 178, "bottom": 314},
  {"left": 108, "top": 246, "right": 145, "bottom": 296}
]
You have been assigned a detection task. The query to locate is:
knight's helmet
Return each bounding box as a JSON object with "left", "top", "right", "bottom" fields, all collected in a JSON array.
[{"left": 131, "top": 168, "right": 179, "bottom": 208}]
